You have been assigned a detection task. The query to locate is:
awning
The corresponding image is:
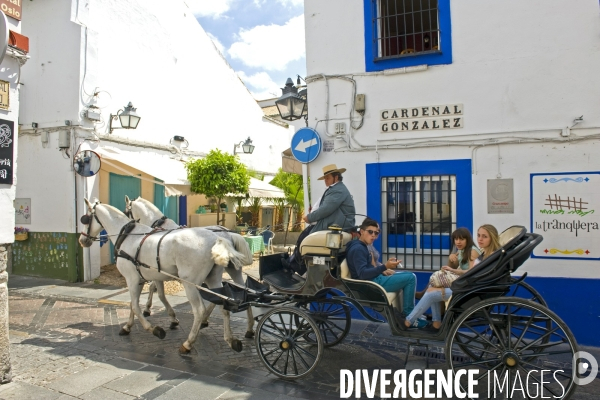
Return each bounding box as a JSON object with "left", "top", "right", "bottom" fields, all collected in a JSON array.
[
  {"left": 282, "top": 148, "right": 302, "bottom": 175},
  {"left": 227, "top": 177, "right": 285, "bottom": 199},
  {"left": 95, "top": 146, "right": 285, "bottom": 198},
  {"left": 247, "top": 177, "right": 285, "bottom": 198},
  {"left": 95, "top": 147, "right": 190, "bottom": 196}
]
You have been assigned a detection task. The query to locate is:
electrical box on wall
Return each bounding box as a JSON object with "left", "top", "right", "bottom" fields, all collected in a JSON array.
[
  {"left": 58, "top": 131, "right": 70, "bottom": 149},
  {"left": 355, "top": 94, "right": 366, "bottom": 112}
]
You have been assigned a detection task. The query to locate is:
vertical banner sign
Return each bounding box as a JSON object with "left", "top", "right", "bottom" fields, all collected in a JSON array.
[
  {"left": 531, "top": 172, "right": 600, "bottom": 260},
  {"left": 0, "top": 118, "right": 13, "bottom": 184}
]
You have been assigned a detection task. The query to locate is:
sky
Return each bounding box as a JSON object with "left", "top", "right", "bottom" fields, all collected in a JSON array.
[{"left": 186, "top": 0, "right": 306, "bottom": 101}]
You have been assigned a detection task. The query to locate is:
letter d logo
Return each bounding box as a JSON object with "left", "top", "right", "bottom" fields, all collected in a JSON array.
[{"left": 573, "top": 351, "right": 598, "bottom": 386}]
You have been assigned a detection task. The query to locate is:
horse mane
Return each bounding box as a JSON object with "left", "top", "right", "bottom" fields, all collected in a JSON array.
[{"left": 137, "top": 197, "right": 163, "bottom": 215}]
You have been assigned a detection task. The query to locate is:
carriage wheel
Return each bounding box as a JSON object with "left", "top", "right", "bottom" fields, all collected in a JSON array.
[
  {"left": 508, "top": 280, "right": 548, "bottom": 307},
  {"left": 255, "top": 307, "right": 323, "bottom": 379},
  {"left": 445, "top": 297, "right": 578, "bottom": 399},
  {"left": 296, "top": 298, "right": 351, "bottom": 347}
]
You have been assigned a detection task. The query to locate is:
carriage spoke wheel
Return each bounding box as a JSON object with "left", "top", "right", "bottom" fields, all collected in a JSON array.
[
  {"left": 445, "top": 298, "right": 578, "bottom": 400},
  {"left": 296, "top": 299, "right": 351, "bottom": 347},
  {"left": 256, "top": 307, "right": 323, "bottom": 379}
]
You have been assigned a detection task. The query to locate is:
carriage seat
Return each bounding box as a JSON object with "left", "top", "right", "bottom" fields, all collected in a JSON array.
[
  {"left": 300, "top": 230, "right": 353, "bottom": 256},
  {"left": 340, "top": 260, "right": 398, "bottom": 305}
]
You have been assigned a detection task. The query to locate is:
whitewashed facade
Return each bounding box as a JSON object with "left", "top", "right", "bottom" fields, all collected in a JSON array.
[
  {"left": 15, "top": 0, "right": 292, "bottom": 282},
  {"left": 303, "top": 0, "right": 600, "bottom": 345}
]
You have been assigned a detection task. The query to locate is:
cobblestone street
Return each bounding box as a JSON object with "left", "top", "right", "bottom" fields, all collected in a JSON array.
[{"left": 2, "top": 276, "right": 600, "bottom": 400}]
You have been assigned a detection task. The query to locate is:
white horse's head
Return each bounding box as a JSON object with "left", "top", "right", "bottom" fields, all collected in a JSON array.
[
  {"left": 79, "top": 199, "right": 130, "bottom": 247},
  {"left": 79, "top": 198, "right": 103, "bottom": 248},
  {"left": 127, "top": 196, "right": 163, "bottom": 225}
]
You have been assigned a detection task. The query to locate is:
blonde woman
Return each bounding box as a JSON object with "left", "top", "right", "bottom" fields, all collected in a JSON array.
[{"left": 398, "top": 224, "right": 501, "bottom": 332}]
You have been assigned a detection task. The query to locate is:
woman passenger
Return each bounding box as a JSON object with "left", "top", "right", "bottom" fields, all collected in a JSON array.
[
  {"left": 415, "top": 227, "right": 481, "bottom": 299},
  {"left": 399, "top": 224, "right": 501, "bottom": 332}
]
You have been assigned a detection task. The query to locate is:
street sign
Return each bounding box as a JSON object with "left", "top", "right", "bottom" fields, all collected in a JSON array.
[{"left": 291, "top": 127, "right": 322, "bottom": 164}]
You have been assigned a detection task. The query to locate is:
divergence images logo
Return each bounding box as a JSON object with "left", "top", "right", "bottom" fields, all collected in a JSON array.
[{"left": 574, "top": 351, "right": 598, "bottom": 386}]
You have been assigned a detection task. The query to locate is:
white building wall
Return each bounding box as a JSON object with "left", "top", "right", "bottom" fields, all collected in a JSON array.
[
  {"left": 0, "top": 14, "right": 25, "bottom": 244},
  {"left": 76, "top": 0, "right": 290, "bottom": 173},
  {"left": 303, "top": 0, "right": 600, "bottom": 279}
]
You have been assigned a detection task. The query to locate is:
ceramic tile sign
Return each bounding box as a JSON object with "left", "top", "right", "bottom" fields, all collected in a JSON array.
[
  {"left": 15, "top": 198, "right": 31, "bottom": 224},
  {"left": 0, "top": 119, "right": 14, "bottom": 184},
  {"left": 487, "top": 179, "right": 514, "bottom": 214},
  {"left": 530, "top": 172, "right": 600, "bottom": 260}
]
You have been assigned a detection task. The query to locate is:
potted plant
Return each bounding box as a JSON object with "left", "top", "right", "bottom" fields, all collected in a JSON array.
[
  {"left": 14, "top": 226, "right": 29, "bottom": 241},
  {"left": 220, "top": 202, "right": 227, "bottom": 212}
]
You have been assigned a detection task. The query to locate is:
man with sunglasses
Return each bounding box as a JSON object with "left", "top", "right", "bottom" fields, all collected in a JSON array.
[{"left": 346, "top": 218, "right": 416, "bottom": 318}]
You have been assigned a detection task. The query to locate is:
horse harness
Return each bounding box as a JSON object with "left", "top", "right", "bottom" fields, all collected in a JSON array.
[
  {"left": 113, "top": 223, "right": 184, "bottom": 281},
  {"left": 81, "top": 203, "right": 183, "bottom": 282}
]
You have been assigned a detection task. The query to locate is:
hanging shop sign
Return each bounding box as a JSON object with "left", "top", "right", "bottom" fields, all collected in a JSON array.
[
  {"left": 0, "top": 1, "right": 21, "bottom": 21},
  {"left": 0, "top": 79, "right": 9, "bottom": 109},
  {"left": 380, "top": 103, "right": 463, "bottom": 133},
  {"left": 530, "top": 172, "right": 600, "bottom": 260},
  {"left": 0, "top": 118, "right": 13, "bottom": 184}
]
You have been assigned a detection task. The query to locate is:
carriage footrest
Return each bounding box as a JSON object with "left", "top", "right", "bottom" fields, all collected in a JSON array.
[
  {"left": 199, "top": 282, "right": 249, "bottom": 313},
  {"left": 262, "top": 270, "right": 305, "bottom": 291},
  {"left": 246, "top": 275, "right": 273, "bottom": 303}
]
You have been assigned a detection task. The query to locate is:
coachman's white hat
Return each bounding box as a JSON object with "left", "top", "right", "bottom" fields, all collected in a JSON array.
[{"left": 317, "top": 164, "right": 347, "bottom": 180}]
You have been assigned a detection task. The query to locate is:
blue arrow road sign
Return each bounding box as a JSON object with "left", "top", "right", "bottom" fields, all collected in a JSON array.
[{"left": 291, "top": 127, "right": 322, "bottom": 164}]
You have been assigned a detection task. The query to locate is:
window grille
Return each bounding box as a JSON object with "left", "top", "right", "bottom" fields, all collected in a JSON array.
[
  {"left": 381, "top": 175, "right": 456, "bottom": 271},
  {"left": 375, "top": 0, "right": 440, "bottom": 59}
]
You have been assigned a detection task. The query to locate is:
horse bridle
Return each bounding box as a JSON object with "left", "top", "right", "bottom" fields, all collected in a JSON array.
[
  {"left": 124, "top": 198, "right": 134, "bottom": 219},
  {"left": 80, "top": 201, "right": 103, "bottom": 240},
  {"left": 125, "top": 198, "right": 167, "bottom": 228}
]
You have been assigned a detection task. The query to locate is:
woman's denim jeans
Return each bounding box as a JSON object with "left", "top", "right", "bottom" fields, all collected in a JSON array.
[{"left": 406, "top": 287, "right": 453, "bottom": 323}]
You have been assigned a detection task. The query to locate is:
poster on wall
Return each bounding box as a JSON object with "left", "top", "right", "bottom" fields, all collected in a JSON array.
[
  {"left": 487, "top": 179, "right": 514, "bottom": 214},
  {"left": 0, "top": 118, "right": 14, "bottom": 184},
  {"left": 14, "top": 198, "right": 31, "bottom": 224},
  {"left": 530, "top": 172, "right": 599, "bottom": 260}
]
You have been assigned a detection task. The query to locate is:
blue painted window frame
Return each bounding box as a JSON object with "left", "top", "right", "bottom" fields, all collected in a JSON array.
[
  {"left": 366, "top": 159, "right": 472, "bottom": 257},
  {"left": 364, "top": 0, "right": 453, "bottom": 72}
]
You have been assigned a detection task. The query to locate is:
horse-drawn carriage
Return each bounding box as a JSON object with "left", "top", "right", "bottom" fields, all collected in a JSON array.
[
  {"left": 210, "top": 225, "right": 580, "bottom": 398},
  {"left": 80, "top": 198, "right": 581, "bottom": 399}
]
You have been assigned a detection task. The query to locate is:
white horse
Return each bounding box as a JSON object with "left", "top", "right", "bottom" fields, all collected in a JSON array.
[
  {"left": 125, "top": 196, "right": 256, "bottom": 338},
  {"left": 79, "top": 198, "right": 246, "bottom": 353}
]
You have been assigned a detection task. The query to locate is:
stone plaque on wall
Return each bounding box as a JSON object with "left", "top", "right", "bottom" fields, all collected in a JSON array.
[{"left": 487, "top": 179, "right": 514, "bottom": 214}]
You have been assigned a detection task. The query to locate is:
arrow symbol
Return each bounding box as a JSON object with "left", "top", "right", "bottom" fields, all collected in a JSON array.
[{"left": 295, "top": 138, "right": 318, "bottom": 153}]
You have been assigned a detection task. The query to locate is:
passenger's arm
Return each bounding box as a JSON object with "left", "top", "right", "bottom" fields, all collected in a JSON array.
[
  {"left": 347, "top": 248, "right": 386, "bottom": 280},
  {"left": 442, "top": 249, "right": 481, "bottom": 275}
]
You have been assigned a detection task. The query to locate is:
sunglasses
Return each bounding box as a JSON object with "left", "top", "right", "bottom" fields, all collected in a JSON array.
[{"left": 365, "top": 229, "right": 380, "bottom": 236}]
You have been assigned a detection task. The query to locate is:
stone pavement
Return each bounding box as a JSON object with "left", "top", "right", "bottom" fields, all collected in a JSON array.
[{"left": 2, "top": 273, "right": 600, "bottom": 400}]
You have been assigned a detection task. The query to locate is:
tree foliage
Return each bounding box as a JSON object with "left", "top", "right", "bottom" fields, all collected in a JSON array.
[
  {"left": 270, "top": 169, "right": 305, "bottom": 232},
  {"left": 185, "top": 150, "right": 250, "bottom": 225}
]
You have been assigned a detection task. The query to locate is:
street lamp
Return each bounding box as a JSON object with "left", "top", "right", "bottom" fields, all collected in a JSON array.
[
  {"left": 109, "top": 102, "right": 141, "bottom": 133},
  {"left": 233, "top": 137, "right": 255, "bottom": 155},
  {"left": 275, "top": 78, "right": 307, "bottom": 122}
]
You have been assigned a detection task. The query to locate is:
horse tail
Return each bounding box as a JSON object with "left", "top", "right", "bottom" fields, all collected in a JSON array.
[
  {"left": 211, "top": 237, "right": 247, "bottom": 270},
  {"left": 228, "top": 233, "right": 254, "bottom": 266}
]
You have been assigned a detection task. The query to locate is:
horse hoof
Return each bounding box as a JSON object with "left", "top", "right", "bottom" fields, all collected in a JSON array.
[
  {"left": 200, "top": 322, "right": 209, "bottom": 329},
  {"left": 179, "top": 345, "right": 191, "bottom": 354},
  {"left": 153, "top": 326, "right": 166, "bottom": 339},
  {"left": 119, "top": 328, "right": 130, "bottom": 336},
  {"left": 143, "top": 310, "right": 151, "bottom": 317},
  {"left": 244, "top": 331, "right": 254, "bottom": 339},
  {"left": 231, "top": 339, "right": 243, "bottom": 353},
  {"left": 170, "top": 322, "right": 179, "bottom": 330}
]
